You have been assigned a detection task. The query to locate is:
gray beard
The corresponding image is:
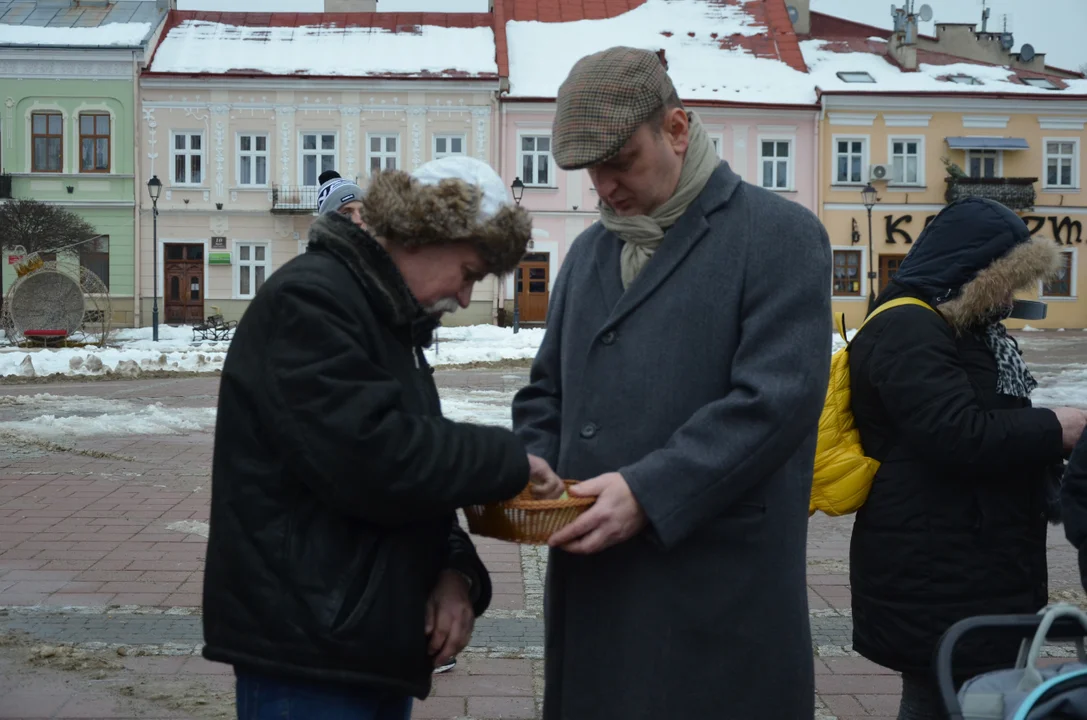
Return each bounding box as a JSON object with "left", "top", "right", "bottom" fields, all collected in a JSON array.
[{"left": 425, "top": 297, "right": 460, "bottom": 316}]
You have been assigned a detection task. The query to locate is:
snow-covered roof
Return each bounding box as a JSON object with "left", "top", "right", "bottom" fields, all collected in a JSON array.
[
  {"left": 805, "top": 37, "right": 1087, "bottom": 97},
  {"left": 0, "top": 0, "right": 162, "bottom": 48},
  {"left": 147, "top": 12, "right": 498, "bottom": 78},
  {"left": 503, "top": 0, "right": 813, "bottom": 102},
  {"left": 811, "top": 0, "right": 1087, "bottom": 75}
]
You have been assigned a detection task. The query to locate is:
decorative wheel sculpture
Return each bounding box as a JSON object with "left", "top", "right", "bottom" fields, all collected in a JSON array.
[{"left": 0, "top": 251, "right": 112, "bottom": 346}]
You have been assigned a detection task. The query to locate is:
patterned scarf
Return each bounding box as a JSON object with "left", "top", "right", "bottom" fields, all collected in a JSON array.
[{"left": 980, "top": 319, "right": 1037, "bottom": 398}]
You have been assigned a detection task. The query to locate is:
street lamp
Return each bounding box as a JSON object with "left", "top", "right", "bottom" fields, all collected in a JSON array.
[
  {"left": 510, "top": 178, "right": 525, "bottom": 334},
  {"left": 147, "top": 175, "right": 162, "bottom": 342},
  {"left": 861, "top": 183, "right": 878, "bottom": 312}
]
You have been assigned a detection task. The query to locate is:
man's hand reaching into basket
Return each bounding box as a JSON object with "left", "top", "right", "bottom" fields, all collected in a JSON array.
[{"left": 527, "top": 454, "right": 566, "bottom": 500}]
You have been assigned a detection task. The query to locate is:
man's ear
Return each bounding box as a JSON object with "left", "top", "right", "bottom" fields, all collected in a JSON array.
[{"left": 663, "top": 108, "right": 690, "bottom": 154}]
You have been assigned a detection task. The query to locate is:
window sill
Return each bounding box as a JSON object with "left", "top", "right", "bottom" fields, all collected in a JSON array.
[
  {"left": 832, "top": 295, "right": 869, "bottom": 302},
  {"left": 831, "top": 183, "right": 868, "bottom": 188},
  {"left": 525, "top": 185, "right": 559, "bottom": 191},
  {"left": 1040, "top": 296, "right": 1078, "bottom": 302},
  {"left": 231, "top": 186, "right": 271, "bottom": 191},
  {"left": 762, "top": 187, "right": 798, "bottom": 193},
  {"left": 1041, "top": 187, "right": 1081, "bottom": 192},
  {"left": 886, "top": 185, "right": 927, "bottom": 190},
  {"left": 171, "top": 184, "right": 206, "bottom": 189}
]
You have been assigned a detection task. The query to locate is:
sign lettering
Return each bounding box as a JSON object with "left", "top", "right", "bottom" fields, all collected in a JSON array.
[
  {"left": 885, "top": 215, "right": 913, "bottom": 244},
  {"left": 1021, "top": 216, "right": 1083, "bottom": 245},
  {"left": 210, "top": 236, "right": 227, "bottom": 250}
]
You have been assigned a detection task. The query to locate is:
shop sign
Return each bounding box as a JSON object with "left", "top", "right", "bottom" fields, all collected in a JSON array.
[{"left": 208, "top": 252, "right": 232, "bottom": 265}]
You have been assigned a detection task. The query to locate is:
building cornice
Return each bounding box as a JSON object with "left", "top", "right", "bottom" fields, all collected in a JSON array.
[
  {"left": 821, "top": 93, "right": 1087, "bottom": 114},
  {"left": 0, "top": 52, "right": 134, "bottom": 81}
]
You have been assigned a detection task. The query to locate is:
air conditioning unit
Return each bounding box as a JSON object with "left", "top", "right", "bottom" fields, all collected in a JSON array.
[{"left": 869, "top": 163, "right": 892, "bottom": 182}]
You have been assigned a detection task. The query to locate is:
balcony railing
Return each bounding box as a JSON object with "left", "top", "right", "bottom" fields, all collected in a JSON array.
[
  {"left": 0, "top": 174, "right": 12, "bottom": 199},
  {"left": 271, "top": 185, "right": 319, "bottom": 214},
  {"left": 945, "top": 176, "right": 1038, "bottom": 211}
]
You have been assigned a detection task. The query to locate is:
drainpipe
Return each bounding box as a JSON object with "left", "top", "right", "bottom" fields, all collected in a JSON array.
[
  {"left": 495, "top": 91, "right": 508, "bottom": 325},
  {"left": 815, "top": 97, "right": 825, "bottom": 224},
  {"left": 132, "top": 50, "right": 143, "bottom": 329}
]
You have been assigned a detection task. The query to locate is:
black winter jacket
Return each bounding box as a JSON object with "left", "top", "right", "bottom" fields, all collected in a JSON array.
[
  {"left": 848, "top": 198, "right": 1065, "bottom": 677},
  {"left": 1063, "top": 432, "right": 1087, "bottom": 592},
  {"left": 202, "top": 213, "right": 530, "bottom": 699}
]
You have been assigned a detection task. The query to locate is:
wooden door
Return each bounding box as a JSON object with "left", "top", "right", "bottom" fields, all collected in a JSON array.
[
  {"left": 879, "top": 254, "right": 907, "bottom": 294},
  {"left": 516, "top": 253, "right": 550, "bottom": 323},
  {"left": 163, "top": 243, "right": 205, "bottom": 324}
]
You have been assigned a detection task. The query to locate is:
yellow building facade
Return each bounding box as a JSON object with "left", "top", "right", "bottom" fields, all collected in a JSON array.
[{"left": 819, "top": 94, "right": 1087, "bottom": 330}]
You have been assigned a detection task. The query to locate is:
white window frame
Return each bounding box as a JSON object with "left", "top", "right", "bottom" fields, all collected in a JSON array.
[
  {"left": 366, "top": 132, "right": 400, "bottom": 177},
  {"left": 1039, "top": 247, "right": 1077, "bottom": 300},
  {"left": 517, "top": 132, "right": 556, "bottom": 188},
  {"left": 432, "top": 133, "right": 467, "bottom": 160},
  {"left": 299, "top": 131, "right": 338, "bottom": 187},
  {"left": 887, "top": 135, "right": 925, "bottom": 186},
  {"left": 233, "top": 240, "right": 272, "bottom": 300},
  {"left": 831, "top": 247, "right": 868, "bottom": 300},
  {"left": 757, "top": 135, "right": 795, "bottom": 191},
  {"left": 964, "top": 149, "right": 1004, "bottom": 179},
  {"left": 709, "top": 134, "right": 724, "bottom": 159},
  {"left": 1043, "top": 137, "right": 1080, "bottom": 190},
  {"left": 170, "top": 130, "right": 205, "bottom": 186},
  {"left": 832, "top": 135, "right": 869, "bottom": 186},
  {"left": 236, "top": 132, "right": 270, "bottom": 188}
]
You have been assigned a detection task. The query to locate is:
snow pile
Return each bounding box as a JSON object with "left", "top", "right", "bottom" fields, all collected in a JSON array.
[
  {"left": 0, "top": 346, "right": 226, "bottom": 379},
  {"left": 151, "top": 19, "right": 497, "bottom": 77},
  {"left": 439, "top": 389, "right": 516, "bottom": 429},
  {"left": 426, "top": 325, "right": 546, "bottom": 366},
  {"left": 0, "top": 22, "right": 153, "bottom": 47},
  {"left": 0, "top": 395, "right": 216, "bottom": 440},
  {"left": 505, "top": 0, "right": 812, "bottom": 102},
  {"left": 804, "top": 39, "right": 1087, "bottom": 96}
]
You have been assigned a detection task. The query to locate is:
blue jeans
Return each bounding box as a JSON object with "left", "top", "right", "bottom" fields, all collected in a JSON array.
[{"left": 235, "top": 670, "right": 413, "bottom": 720}]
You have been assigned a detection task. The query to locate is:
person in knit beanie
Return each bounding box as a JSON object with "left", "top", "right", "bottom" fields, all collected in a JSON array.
[{"left": 316, "top": 171, "right": 365, "bottom": 227}]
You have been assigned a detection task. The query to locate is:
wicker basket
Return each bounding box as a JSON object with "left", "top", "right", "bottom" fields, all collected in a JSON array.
[{"left": 464, "top": 480, "right": 594, "bottom": 544}]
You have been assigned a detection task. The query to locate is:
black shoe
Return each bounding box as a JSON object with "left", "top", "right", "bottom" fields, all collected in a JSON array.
[{"left": 433, "top": 658, "right": 456, "bottom": 674}]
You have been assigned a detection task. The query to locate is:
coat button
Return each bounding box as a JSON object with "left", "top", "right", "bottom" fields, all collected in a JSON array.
[
  {"left": 580, "top": 423, "right": 598, "bottom": 439},
  {"left": 601, "top": 331, "right": 616, "bottom": 345}
]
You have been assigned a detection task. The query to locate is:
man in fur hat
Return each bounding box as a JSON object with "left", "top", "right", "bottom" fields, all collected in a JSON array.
[{"left": 203, "top": 156, "right": 564, "bottom": 719}]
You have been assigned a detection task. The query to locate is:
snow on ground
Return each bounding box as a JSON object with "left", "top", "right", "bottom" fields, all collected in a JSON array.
[
  {"left": 439, "top": 389, "right": 516, "bottom": 429},
  {"left": 426, "top": 325, "right": 546, "bottom": 366},
  {"left": 0, "top": 394, "right": 216, "bottom": 441}
]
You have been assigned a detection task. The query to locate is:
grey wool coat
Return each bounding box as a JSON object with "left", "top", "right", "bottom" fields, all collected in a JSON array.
[{"left": 512, "top": 162, "right": 832, "bottom": 720}]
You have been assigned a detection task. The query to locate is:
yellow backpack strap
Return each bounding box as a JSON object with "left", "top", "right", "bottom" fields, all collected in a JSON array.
[
  {"left": 852, "top": 297, "right": 936, "bottom": 343},
  {"left": 835, "top": 313, "right": 849, "bottom": 344}
]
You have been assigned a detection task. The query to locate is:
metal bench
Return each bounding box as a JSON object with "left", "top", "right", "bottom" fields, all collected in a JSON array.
[
  {"left": 193, "top": 307, "right": 237, "bottom": 343},
  {"left": 23, "top": 329, "right": 70, "bottom": 347}
]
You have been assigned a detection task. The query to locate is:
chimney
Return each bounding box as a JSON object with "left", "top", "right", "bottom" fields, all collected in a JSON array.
[
  {"left": 887, "top": 4, "right": 918, "bottom": 70},
  {"left": 324, "top": 0, "right": 378, "bottom": 10},
  {"left": 784, "top": 0, "right": 810, "bottom": 35}
]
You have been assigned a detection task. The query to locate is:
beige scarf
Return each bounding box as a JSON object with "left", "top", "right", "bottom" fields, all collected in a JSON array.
[{"left": 599, "top": 112, "right": 720, "bottom": 289}]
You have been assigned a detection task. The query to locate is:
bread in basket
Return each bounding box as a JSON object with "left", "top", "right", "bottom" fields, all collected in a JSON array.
[{"left": 464, "top": 480, "right": 594, "bottom": 544}]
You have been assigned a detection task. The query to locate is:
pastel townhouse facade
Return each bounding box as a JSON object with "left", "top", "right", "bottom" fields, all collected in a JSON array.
[
  {"left": 0, "top": 0, "right": 167, "bottom": 328},
  {"left": 799, "top": 4, "right": 1087, "bottom": 329},
  {"left": 136, "top": 10, "right": 503, "bottom": 327},
  {"left": 493, "top": 0, "right": 823, "bottom": 325}
]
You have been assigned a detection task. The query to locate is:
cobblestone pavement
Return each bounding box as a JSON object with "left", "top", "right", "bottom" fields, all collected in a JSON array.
[{"left": 1, "top": 332, "right": 1086, "bottom": 719}]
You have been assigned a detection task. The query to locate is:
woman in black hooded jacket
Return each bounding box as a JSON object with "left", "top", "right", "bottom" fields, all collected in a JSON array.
[{"left": 848, "top": 198, "right": 1084, "bottom": 719}]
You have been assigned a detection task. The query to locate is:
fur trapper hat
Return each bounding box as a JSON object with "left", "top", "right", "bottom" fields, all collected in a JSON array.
[{"left": 360, "top": 156, "right": 532, "bottom": 276}]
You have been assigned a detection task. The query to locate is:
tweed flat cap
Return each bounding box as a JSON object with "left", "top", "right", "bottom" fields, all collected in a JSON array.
[{"left": 552, "top": 46, "right": 677, "bottom": 170}]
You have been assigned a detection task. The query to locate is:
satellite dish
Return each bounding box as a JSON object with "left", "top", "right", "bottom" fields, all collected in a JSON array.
[
  {"left": 918, "top": 3, "right": 933, "bottom": 21},
  {"left": 1020, "top": 43, "right": 1036, "bottom": 61},
  {"left": 1000, "top": 33, "right": 1014, "bottom": 50},
  {"left": 786, "top": 4, "right": 799, "bottom": 23}
]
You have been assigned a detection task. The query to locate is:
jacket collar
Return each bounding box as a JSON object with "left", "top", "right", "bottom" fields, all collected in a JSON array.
[
  {"left": 594, "top": 161, "right": 742, "bottom": 327},
  {"left": 307, "top": 213, "right": 439, "bottom": 347}
]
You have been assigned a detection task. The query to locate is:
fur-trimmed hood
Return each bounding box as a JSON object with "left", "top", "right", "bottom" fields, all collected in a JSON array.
[
  {"left": 881, "top": 197, "right": 1062, "bottom": 332},
  {"left": 361, "top": 169, "right": 532, "bottom": 277}
]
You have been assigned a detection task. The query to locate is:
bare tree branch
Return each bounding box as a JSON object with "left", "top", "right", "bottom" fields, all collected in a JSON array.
[{"left": 0, "top": 199, "right": 97, "bottom": 256}]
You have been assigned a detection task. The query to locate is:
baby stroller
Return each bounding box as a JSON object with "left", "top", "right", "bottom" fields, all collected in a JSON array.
[{"left": 937, "top": 604, "right": 1087, "bottom": 719}]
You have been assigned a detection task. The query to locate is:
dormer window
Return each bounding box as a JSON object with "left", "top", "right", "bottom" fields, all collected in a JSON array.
[
  {"left": 948, "top": 74, "right": 982, "bottom": 85},
  {"left": 837, "top": 71, "right": 875, "bottom": 83},
  {"left": 1022, "top": 77, "right": 1059, "bottom": 90}
]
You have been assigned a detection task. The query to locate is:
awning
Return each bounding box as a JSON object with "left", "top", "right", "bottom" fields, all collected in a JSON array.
[{"left": 945, "top": 136, "right": 1030, "bottom": 151}]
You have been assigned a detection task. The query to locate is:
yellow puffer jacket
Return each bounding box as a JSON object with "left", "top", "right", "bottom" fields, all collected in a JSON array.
[{"left": 809, "top": 297, "right": 936, "bottom": 516}]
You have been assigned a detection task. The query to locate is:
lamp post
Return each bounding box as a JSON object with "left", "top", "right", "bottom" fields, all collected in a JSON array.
[
  {"left": 861, "top": 183, "right": 878, "bottom": 312},
  {"left": 147, "top": 175, "right": 162, "bottom": 342},
  {"left": 510, "top": 177, "right": 525, "bottom": 334}
]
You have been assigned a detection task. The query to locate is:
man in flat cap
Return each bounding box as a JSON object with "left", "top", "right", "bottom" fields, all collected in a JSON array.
[{"left": 512, "top": 46, "right": 832, "bottom": 718}]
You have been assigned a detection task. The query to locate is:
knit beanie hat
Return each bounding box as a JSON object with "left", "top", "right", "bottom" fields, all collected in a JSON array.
[
  {"left": 360, "top": 156, "right": 532, "bottom": 276},
  {"left": 316, "top": 173, "right": 363, "bottom": 215}
]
